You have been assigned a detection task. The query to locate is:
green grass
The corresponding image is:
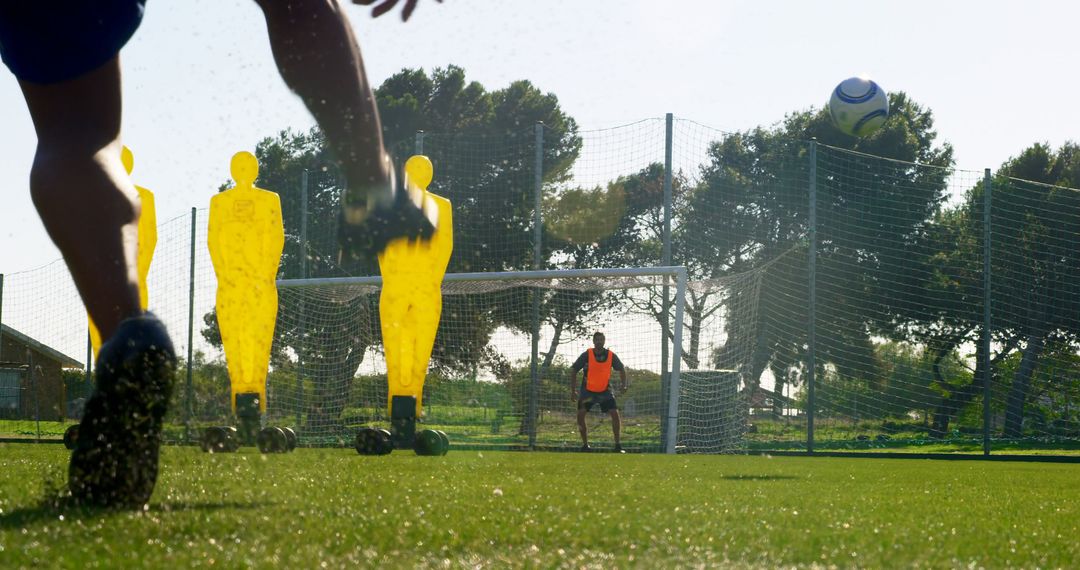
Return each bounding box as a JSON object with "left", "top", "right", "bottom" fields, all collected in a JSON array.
[{"left": 2, "top": 445, "right": 1079, "bottom": 567}]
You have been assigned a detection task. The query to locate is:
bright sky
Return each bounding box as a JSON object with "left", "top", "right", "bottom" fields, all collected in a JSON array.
[{"left": 1, "top": 0, "right": 1076, "bottom": 274}]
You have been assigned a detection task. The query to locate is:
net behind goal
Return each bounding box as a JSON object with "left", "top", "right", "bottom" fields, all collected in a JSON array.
[{"left": 266, "top": 266, "right": 762, "bottom": 452}]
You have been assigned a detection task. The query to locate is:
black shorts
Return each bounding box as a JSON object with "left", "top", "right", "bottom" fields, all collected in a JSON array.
[
  {"left": 578, "top": 389, "right": 617, "bottom": 413},
  {"left": 0, "top": 0, "right": 146, "bottom": 84}
]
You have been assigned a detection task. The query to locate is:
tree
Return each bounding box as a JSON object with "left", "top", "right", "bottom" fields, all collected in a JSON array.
[
  {"left": 534, "top": 164, "right": 675, "bottom": 369},
  {"left": 863, "top": 139, "right": 1080, "bottom": 439},
  {"left": 167, "top": 350, "right": 231, "bottom": 424},
  {"left": 570, "top": 162, "right": 723, "bottom": 370},
  {"left": 699, "top": 93, "right": 954, "bottom": 412},
  {"left": 377, "top": 65, "right": 581, "bottom": 274},
  {"left": 986, "top": 143, "right": 1080, "bottom": 437}
]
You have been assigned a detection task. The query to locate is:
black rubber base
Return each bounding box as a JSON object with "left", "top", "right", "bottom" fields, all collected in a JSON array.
[
  {"left": 63, "top": 424, "right": 79, "bottom": 450},
  {"left": 413, "top": 429, "right": 450, "bottom": 456},
  {"left": 200, "top": 426, "right": 240, "bottom": 453},
  {"left": 257, "top": 427, "right": 289, "bottom": 453},
  {"left": 355, "top": 427, "right": 393, "bottom": 455}
]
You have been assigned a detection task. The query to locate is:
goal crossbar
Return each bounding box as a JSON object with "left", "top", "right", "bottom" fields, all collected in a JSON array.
[{"left": 277, "top": 266, "right": 687, "bottom": 289}]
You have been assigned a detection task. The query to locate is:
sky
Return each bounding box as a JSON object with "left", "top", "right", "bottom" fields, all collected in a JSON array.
[{"left": 1, "top": 0, "right": 1077, "bottom": 272}]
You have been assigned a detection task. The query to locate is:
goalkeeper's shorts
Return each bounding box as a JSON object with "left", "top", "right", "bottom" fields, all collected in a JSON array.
[{"left": 578, "top": 389, "right": 617, "bottom": 413}]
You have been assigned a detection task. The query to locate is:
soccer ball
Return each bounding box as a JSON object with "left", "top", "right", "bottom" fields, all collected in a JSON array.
[{"left": 828, "top": 77, "right": 889, "bottom": 137}]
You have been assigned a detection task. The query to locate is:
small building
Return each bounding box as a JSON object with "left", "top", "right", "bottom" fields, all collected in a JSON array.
[{"left": 0, "top": 324, "right": 84, "bottom": 421}]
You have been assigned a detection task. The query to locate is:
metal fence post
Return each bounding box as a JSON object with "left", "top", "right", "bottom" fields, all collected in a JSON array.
[
  {"left": 665, "top": 267, "right": 687, "bottom": 454},
  {"left": 662, "top": 113, "right": 674, "bottom": 266},
  {"left": 298, "top": 171, "right": 309, "bottom": 430},
  {"left": 415, "top": 131, "right": 425, "bottom": 155},
  {"left": 528, "top": 122, "right": 544, "bottom": 448},
  {"left": 982, "top": 168, "right": 992, "bottom": 456},
  {"left": 28, "top": 349, "right": 40, "bottom": 441},
  {"left": 807, "top": 141, "right": 818, "bottom": 454},
  {"left": 661, "top": 113, "right": 674, "bottom": 449},
  {"left": 185, "top": 207, "right": 197, "bottom": 443}
]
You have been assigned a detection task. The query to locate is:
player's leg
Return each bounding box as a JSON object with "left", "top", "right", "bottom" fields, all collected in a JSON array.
[
  {"left": 576, "top": 397, "right": 590, "bottom": 450},
  {"left": 252, "top": 0, "right": 435, "bottom": 257},
  {"left": 18, "top": 59, "right": 141, "bottom": 340},
  {"left": 609, "top": 409, "right": 623, "bottom": 451},
  {"left": 601, "top": 394, "right": 623, "bottom": 452},
  {"left": 21, "top": 62, "right": 175, "bottom": 508},
  {"left": 253, "top": 0, "right": 388, "bottom": 192}
]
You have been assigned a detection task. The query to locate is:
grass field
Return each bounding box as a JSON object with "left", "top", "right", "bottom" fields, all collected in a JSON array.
[{"left": 1, "top": 445, "right": 1079, "bottom": 568}]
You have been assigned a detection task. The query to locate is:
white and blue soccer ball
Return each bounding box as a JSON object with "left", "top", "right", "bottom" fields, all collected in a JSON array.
[{"left": 828, "top": 77, "right": 889, "bottom": 137}]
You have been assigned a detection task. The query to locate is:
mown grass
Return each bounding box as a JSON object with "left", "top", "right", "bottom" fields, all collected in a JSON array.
[{"left": 1, "top": 444, "right": 1079, "bottom": 568}]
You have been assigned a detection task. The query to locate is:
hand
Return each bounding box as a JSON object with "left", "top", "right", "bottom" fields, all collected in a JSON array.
[
  {"left": 570, "top": 390, "right": 578, "bottom": 402},
  {"left": 353, "top": 0, "right": 442, "bottom": 21}
]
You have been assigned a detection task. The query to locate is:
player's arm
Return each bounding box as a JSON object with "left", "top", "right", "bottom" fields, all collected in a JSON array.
[
  {"left": 568, "top": 366, "right": 579, "bottom": 401},
  {"left": 613, "top": 352, "right": 628, "bottom": 392},
  {"left": 353, "top": 0, "right": 442, "bottom": 21}
]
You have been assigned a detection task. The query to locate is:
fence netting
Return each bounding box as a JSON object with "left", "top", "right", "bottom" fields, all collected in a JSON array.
[{"left": 1, "top": 118, "right": 1078, "bottom": 455}]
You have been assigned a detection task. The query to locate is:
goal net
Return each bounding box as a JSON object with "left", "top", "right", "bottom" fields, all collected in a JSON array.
[{"left": 262, "top": 266, "right": 761, "bottom": 452}]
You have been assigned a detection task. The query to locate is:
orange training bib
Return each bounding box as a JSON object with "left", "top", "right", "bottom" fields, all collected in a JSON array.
[{"left": 585, "top": 348, "right": 614, "bottom": 392}]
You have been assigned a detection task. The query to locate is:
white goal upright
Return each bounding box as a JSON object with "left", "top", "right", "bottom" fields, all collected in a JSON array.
[{"left": 270, "top": 265, "right": 755, "bottom": 453}]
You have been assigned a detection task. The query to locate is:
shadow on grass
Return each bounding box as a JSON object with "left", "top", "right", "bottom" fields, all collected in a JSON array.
[
  {"left": 0, "top": 498, "right": 270, "bottom": 529},
  {"left": 719, "top": 474, "right": 799, "bottom": 481}
]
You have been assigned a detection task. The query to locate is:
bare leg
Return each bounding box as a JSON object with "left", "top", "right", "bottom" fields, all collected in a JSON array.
[
  {"left": 18, "top": 58, "right": 140, "bottom": 341},
  {"left": 577, "top": 409, "right": 588, "bottom": 447},
  {"left": 254, "top": 0, "right": 436, "bottom": 259},
  {"left": 610, "top": 409, "right": 622, "bottom": 446},
  {"left": 17, "top": 57, "right": 176, "bottom": 509},
  {"left": 254, "top": 0, "right": 392, "bottom": 212}
]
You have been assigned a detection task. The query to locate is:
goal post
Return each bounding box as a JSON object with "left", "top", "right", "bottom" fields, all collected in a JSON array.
[
  {"left": 667, "top": 267, "right": 687, "bottom": 454},
  {"left": 273, "top": 266, "right": 690, "bottom": 452}
]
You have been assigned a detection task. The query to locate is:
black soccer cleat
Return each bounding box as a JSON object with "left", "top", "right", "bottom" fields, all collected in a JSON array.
[
  {"left": 67, "top": 313, "right": 176, "bottom": 509},
  {"left": 614, "top": 444, "right": 626, "bottom": 454},
  {"left": 338, "top": 168, "right": 438, "bottom": 263}
]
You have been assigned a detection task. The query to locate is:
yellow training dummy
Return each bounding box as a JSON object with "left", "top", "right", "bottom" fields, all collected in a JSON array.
[
  {"left": 208, "top": 151, "right": 285, "bottom": 416},
  {"left": 89, "top": 145, "right": 157, "bottom": 355},
  {"left": 379, "top": 155, "right": 453, "bottom": 418}
]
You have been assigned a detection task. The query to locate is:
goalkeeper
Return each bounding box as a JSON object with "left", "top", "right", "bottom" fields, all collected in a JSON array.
[{"left": 569, "top": 332, "right": 628, "bottom": 453}]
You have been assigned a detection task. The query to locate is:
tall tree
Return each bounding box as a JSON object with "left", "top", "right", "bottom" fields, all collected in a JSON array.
[
  {"left": 700, "top": 93, "right": 954, "bottom": 410},
  {"left": 988, "top": 143, "right": 1080, "bottom": 437},
  {"left": 535, "top": 164, "right": 680, "bottom": 368},
  {"left": 862, "top": 141, "right": 1080, "bottom": 438}
]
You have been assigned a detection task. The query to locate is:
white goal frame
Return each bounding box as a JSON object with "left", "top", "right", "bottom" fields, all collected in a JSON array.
[{"left": 278, "top": 266, "right": 689, "bottom": 453}]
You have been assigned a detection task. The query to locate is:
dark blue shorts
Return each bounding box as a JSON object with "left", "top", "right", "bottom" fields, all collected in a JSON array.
[
  {"left": 0, "top": 0, "right": 146, "bottom": 84},
  {"left": 578, "top": 389, "right": 617, "bottom": 413}
]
